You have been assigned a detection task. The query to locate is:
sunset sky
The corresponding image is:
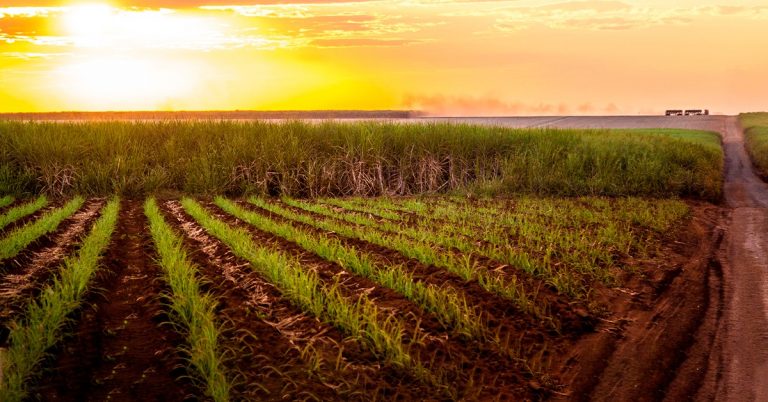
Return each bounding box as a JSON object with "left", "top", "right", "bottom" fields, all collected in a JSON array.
[{"left": 1, "top": 1, "right": 767, "bottom": 115}]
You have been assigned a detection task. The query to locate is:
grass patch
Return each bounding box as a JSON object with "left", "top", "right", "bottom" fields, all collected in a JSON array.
[
  {"left": 144, "top": 198, "right": 231, "bottom": 402},
  {"left": 0, "top": 196, "right": 46, "bottom": 231},
  {"left": 0, "top": 196, "right": 13, "bottom": 209},
  {"left": 0, "top": 198, "right": 118, "bottom": 402},
  {"left": 0, "top": 121, "right": 722, "bottom": 200},
  {"left": 0, "top": 196, "right": 82, "bottom": 261}
]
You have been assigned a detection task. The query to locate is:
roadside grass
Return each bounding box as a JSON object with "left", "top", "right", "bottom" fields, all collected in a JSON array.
[
  {"left": 179, "top": 198, "right": 447, "bottom": 394},
  {"left": 0, "top": 198, "right": 119, "bottom": 402},
  {"left": 0, "top": 196, "right": 82, "bottom": 262},
  {"left": 618, "top": 129, "right": 721, "bottom": 149},
  {"left": 740, "top": 113, "right": 768, "bottom": 177},
  {"left": 0, "top": 121, "right": 722, "bottom": 200},
  {"left": 144, "top": 198, "right": 231, "bottom": 402},
  {"left": 0, "top": 196, "right": 47, "bottom": 231}
]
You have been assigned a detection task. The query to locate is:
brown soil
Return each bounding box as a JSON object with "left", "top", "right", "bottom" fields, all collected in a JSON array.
[
  {"left": 549, "top": 203, "right": 723, "bottom": 401},
  {"left": 31, "top": 200, "right": 195, "bottom": 402},
  {"left": 310, "top": 199, "right": 596, "bottom": 332},
  {"left": 240, "top": 198, "right": 597, "bottom": 364},
  {"left": 255, "top": 197, "right": 725, "bottom": 400},
  {"left": 0, "top": 200, "right": 104, "bottom": 344},
  {"left": 198, "top": 199, "right": 538, "bottom": 400},
  {"left": 160, "top": 200, "right": 425, "bottom": 401}
]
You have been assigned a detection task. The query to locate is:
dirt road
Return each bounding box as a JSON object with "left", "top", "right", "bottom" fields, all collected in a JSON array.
[
  {"left": 705, "top": 117, "right": 768, "bottom": 402},
  {"left": 428, "top": 115, "right": 765, "bottom": 401}
]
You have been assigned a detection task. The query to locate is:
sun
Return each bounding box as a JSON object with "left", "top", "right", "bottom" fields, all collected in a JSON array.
[
  {"left": 52, "top": 3, "right": 216, "bottom": 110},
  {"left": 63, "top": 3, "right": 115, "bottom": 47}
]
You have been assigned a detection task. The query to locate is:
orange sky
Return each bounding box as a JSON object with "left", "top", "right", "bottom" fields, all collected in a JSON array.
[{"left": 1, "top": 1, "right": 767, "bottom": 115}]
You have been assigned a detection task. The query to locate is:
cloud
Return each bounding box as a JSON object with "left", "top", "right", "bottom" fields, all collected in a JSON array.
[
  {"left": 0, "top": 4, "right": 436, "bottom": 51},
  {"left": 1, "top": 0, "right": 378, "bottom": 6},
  {"left": 491, "top": 2, "right": 694, "bottom": 31},
  {"left": 0, "top": 15, "right": 55, "bottom": 36},
  {"left": 402, "top": 94, "right": 624, "bottom": 116},
  {"left": 311, "top": 38, "right": 421, "bottom": 47},
  {"left": 440, "top": 1, "right": 768, "bottom": 33}
]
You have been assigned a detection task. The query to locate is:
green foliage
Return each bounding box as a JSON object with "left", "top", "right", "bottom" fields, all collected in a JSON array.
[
  {"left": 335, "top": 196, "right": 688, "bottom": 289},
  {"left": 251, "top": 197, "right": 545, "bottom": 318},
  {"left": 0, "top": 121, "right": 722, "bottom": 200},
  {"left": 0, "top": 198, "right": 118, "bottom": 401},
  {"left": 180, "top": 198, "right": 440, "bottom": 389},
  {"left": 0, "top": 196, "right": 46, "bottom": 231},
  {"left": 144, "top": 198, "right": 231, "bottom": 402},
  {"left": 0, "top": 196, "right": 82, "bottom": 261},
  {"left": 215, "top": 196, "right": 485, "bottom": 340},
  {"left": 740, "top": 113, "right": 768, "bottom": 178},
  {"left": 0, "top": 195, "right": 13, "bottom": 209}
]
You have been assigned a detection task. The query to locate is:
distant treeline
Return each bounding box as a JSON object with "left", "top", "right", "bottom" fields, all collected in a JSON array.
[
  {"left": 0, "top": 110, "right": 423, "bottom": 121},
  {"left": 0, "top": 120, "right": 722, "bottom": 200}
]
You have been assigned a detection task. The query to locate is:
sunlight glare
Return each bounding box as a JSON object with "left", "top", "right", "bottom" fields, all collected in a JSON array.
[
  {"left": 63, "top": 3, "right": 114, "bottom": 47},
  {"left": 54, "top": 57, "right": 199, "bottom": 110},
  {"left": 61, "top": 3, "right": 223, "bottom": 49}
]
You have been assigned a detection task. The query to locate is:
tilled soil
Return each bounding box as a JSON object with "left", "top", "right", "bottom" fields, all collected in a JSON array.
[
  {"left": 503, "top": 115, "right": 761, "bottom": 402},
  {"left": 0, "top": 200, "right": 104, "bottom": 344},
  {"left": 306, "top": 199, "right": 596, "bottom": 333},
  {"left": 198, "top": 200, "right": 536, "bottom": 400},
  {"left": 33, "top": 200, "right": 195, "bottom": 402},
  {"left": 0, "top": 200, "right": 60, "bottom": 237},
  {"left": 261, "top": 194, "right": 722, "bottom": 401},
  {"left": 161, "top": 200, "right": 426, "bottom": 401},
  {"left": 4, "top": 115, "right": 749, "bottom": 401}
]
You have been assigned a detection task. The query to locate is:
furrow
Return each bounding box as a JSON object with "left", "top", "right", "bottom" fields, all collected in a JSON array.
[
  {"left": 161, "top": 199, "right": 419, "bottom": 400},
  {"left": 0, "top": 200, "right": 104, "bottom": 337},
  {"left": 253, "top": 197, "right": 551, "bottom": 321},
  {"left": 0, "top": 198, "right": 119, "bottom": 402},
  {"left": 0, "top": 197, "right": 82, "bottom": 263},
  {"left": 205, "top": 199, "right": 542, "bottom": 399},
  {"left": 34, "top": 201, "right": 196, "bottom": 401}
]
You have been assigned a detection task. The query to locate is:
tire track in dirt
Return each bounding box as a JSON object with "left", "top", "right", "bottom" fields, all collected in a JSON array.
[
  {"left": 34, "top": 200, "right": 194, "bottom": 402},
  {"left": 160, "top": 200, "right": 423, "bottom": 401},
  {"left": 693, "top": 117, "right": 768, "bottom": 402},
  {"left": 0, "top": 200, "right": 104, "bottom": 342}
]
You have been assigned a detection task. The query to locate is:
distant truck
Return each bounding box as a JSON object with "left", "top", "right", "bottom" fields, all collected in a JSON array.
[{"left": 665, "top": 109, "right": 709, "bottom": 116}]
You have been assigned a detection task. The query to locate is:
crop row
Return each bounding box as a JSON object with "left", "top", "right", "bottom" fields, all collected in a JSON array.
[
  {"left": 0, "top": 121, "right": 722, "bottom": 200},
  {"left": 0, "top": 194, "right": 691, "bottom": 400},
  {"left": 321, "top": 196, "right": 689, "bottom": 288}
]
